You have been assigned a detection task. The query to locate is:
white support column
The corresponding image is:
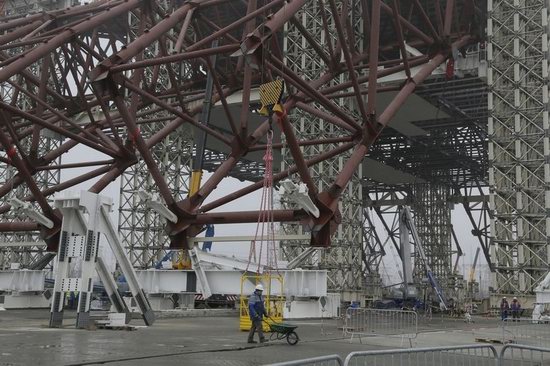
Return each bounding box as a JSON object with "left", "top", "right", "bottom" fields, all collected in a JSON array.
[
  {"left": 50, "top": 191, "right": 154, "bottom": 328},
  {"left": 96, "top": 256, "right": 130, "bottom": 323},
  {"left": 98, "top": 203, "right": 155, "bottom": 325},
  {"left": 74, "top": 192, "right": 103, "bottom": 328},
  {"left": 49, "top": 196, "right": 89, "bottom": 328},
  {"left": 188, "top": 247, "right": 212, "bottom": 299}
]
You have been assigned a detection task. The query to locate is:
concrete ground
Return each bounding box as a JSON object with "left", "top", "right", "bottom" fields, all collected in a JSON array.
[{"left": 0, "top": 309, "right": 513, "bottom": 366}]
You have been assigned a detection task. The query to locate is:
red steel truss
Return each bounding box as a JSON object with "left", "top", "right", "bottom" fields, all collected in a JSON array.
[{"left": 0, "top": 0, "right": 481, "bottom": 252}]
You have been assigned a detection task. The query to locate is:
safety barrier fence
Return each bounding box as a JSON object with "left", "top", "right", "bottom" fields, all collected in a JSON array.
[
  {"left": 265, "top": 345, "right": 550, "bottom": 365},
  {"left": 501, "top": 318, "right": 550, "bottom": 348},
  {"left": 345, "top": 344, "right": 497, "bottom": 366},
  {"left": 473, "top": 318, "right": 550, "bottom": 348},
  {"left": 342, "top": 308, "right": 417, "bottom": 345},
  {"left": 265, "top": 355, "right": 344, "bottom": 366},
  {"left": 499, "top": 344, "right": 550, "bottom": 365}
]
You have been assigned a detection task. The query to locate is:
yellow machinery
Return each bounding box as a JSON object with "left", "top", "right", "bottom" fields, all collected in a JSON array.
[
  {"left": 174, "top": 44, "right": 218, "bottom": 270},
  {"left": 239, "top": 273, "right": 284, "bottom": 332},
  {"left": 258, "top": 79, "right": 284, "bottom": 116},
  {"left": 173, "top": 251, "right": 192, "bottom": 269}
]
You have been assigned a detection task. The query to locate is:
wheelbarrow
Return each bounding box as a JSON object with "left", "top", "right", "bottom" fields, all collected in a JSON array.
[{"left": 264, "top": 319, "right": 299, "bottom": 345}]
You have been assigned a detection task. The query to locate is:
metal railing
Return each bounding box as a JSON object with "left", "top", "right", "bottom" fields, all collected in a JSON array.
[
  {"left": 499, "top": 344, "right": 550, "bottom": 365},
  {"left": 471, "top": 318, "right": 550, "bottom": 347},
  {"left": 501, "top": 318, "right": 550, "bottom": 347},
  {"left": 265, "top": 344, "right": 550, "bottom": 365},
  {"left": 343, "top": 308, "right": 417, "bottom": 345},
  {"left": 264, "top": 355, "right": 344, "bottom": 366},
  {"left": 344, "top": 345, "right": 498, "bottom": 366}
]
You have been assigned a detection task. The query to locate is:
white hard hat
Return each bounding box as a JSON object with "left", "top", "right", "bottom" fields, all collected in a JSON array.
[
  {"left": 255, "top": 284, "right": 264, "bottom": 291},
  {"left": 513, "top": 297, "right": 517, "bottom": 300}
]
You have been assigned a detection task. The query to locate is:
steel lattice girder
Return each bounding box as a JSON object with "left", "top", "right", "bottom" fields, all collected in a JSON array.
[
  {"left": 487, "top": 0, "right": 550, "bottom": 296},
  {"left": 0, "top": 0, "right": 482, "bottom": 253}
]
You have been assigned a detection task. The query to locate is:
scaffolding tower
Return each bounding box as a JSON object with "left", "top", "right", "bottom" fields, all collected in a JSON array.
[
  {"left": 118, "top": 125, "right": 192, "bottom": 268},
  {"left": 0, "top": 0, "right": 70, "bottom": 269},
  {"left": 487, "top": 0, "right": 550, "bottom": 301},
  {"left": 280, "top": 0, "right": 365, "bottom": 301},
  {"left": 117, "top": 3, "right": 193, "bottom": 269},
  {"left": 411, "top": 183, "right": 455, "bottom": 296}
]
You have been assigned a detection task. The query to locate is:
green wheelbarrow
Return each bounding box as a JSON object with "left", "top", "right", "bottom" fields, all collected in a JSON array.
[{"left": 265, "top": 320, "right": 300, "bottom": 345}]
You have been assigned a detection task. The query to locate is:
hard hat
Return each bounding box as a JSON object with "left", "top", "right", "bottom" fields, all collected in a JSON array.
[
  {"left": 255, "top": 284, "right": 264, "bottom": 291},
  {"left": 513, "top": 297, "right": 517, "bottom": 300},
  {"left": 503, "top": 297, "right": 507, "bottom": 299}
]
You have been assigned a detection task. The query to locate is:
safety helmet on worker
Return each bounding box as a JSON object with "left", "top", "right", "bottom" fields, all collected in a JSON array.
[{"left": 255, "top": 284, "right": 264, "bottom": 292}]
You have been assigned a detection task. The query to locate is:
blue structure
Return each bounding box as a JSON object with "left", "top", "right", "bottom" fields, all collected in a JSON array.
[{"left": 202, "top": 224, "right": 215, "bottom": 252}]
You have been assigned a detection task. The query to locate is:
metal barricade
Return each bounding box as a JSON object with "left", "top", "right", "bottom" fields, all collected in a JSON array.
[
  {"left": 344, "top": 344, "right": 499, "bottom": 366},
  {"left": 501, "top": 318, "right": 550, "bottom": 347},
  {"left": 472, "top": 318, "right": 550, "bottom": 347},
  {"left": 264, "top": 355, "right": 344, "bottom": 366},
  {"left": 343, "top": 308, "right": 417, "bottom": 345},
  {"left": 499, "top": 344, "right": 550, "bottom": 365}
]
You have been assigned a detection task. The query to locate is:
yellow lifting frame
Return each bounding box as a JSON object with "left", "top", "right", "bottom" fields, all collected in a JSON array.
[{"left": 239, "top": 273, "right": 284, "bottom": 332}]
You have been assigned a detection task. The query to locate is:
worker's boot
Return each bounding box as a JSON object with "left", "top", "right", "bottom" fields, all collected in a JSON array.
[{"left": 260, "top": 338, "right": 268, "bottom": 343}]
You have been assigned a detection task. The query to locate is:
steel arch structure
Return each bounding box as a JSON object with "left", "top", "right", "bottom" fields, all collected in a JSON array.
[{"left": 0, "top": 1, "right": 482, "bottom": 294}]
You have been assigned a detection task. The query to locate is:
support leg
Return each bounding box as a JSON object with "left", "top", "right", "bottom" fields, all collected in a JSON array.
[
  {"left": 49, "top": 230, "right": 70, "bottom": 328},
  {"left": 76, "top": 291, "right": 92, "bottom": 329},
  {"left": 96, "top": 256, "right": 131, "bottom": 323}
]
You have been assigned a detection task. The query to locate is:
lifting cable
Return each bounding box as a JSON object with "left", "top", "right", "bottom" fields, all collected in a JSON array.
[
  {"left": 246, "top": 127, "right": 279, "bottom": 273},
  {"left": 246, "top": 34, "right": 286, "bottom": 273}
]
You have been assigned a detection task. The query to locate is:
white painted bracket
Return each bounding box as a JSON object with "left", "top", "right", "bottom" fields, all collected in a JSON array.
[
  {"left": 138, "top": 191, "right": 178, "bottom": 223},
  {"left": 404, "top": 43, "right": 424, "bottom": 57},
  {"left": 535, "top": 271, "right": 550, "bottom": 292},
  {"left": 193, "top": 249, "right": 266, "bottom": 272},
  {"left": 9, "top": 197, "right": 54, "bottom": 228},
  {"left": 287, "top": 247, "right": 319, "bottom": 269},
  {"left": 278, "top": 179, "right": 320, "bottom": 218},
  {"left": 189, "top": 247, "right": 212, "bottom": 298}
]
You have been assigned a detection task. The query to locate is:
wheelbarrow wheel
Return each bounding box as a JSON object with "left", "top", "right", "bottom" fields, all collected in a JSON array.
[{"left": 286, "top": 331, "right": 299, "bottom": 345}]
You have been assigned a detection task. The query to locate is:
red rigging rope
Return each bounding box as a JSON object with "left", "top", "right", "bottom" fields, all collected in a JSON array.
[
  {"left": 246, "top": 113, "right": 284, "bottom": 273},
  {"left": 6, "top": 145, "right": 16, "bottom": 166}
]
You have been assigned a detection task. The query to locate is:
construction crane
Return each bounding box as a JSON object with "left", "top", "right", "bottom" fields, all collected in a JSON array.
[
  {"left": 175, "top": 40, "right": 218, "bottom": 270},
  {"left": 402, "top": 206, "right": 448, "bottom": 310},
  {"left": 468, "top": 248, "right": 481, "bottom": 284}
]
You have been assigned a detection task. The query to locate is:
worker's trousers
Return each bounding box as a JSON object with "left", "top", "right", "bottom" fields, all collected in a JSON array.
[{"left": 248, "top": 318, "right": 265, "bottom": 341}]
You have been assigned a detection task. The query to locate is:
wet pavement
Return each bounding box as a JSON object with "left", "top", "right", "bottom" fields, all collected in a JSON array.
[{"left": 0, "top": 309, "right": 507, "bottom": 366}]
